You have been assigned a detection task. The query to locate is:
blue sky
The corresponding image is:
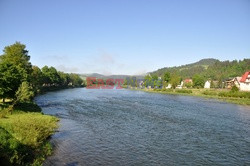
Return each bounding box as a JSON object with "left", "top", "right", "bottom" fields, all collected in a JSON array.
[{"left": 0, "top": 0, "right": 249, "bottom": 75}]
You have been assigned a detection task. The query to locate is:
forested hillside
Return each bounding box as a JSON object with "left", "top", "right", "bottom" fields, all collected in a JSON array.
[{"left": 151, "top": 58, "right": 250, "bottom": 80}]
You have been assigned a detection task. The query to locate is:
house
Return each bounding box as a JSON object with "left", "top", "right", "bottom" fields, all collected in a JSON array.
[
  {"left": 239, "top": 71, "right": 250, "bottom": 91},
  {"left": 204, "top": 81, "right": 211, "bottom": 89},
  {"left": 232, "top": 77, "right": 241, "bottom": 88},
  {"left": 166, "top": 84, "right": 172, "bottom": 89},
  {"left": 176, "top": 81, "right": 184, "bottom": 89},
  {"left": 225, "top": 78, "right": 235, "bottom": 89}
]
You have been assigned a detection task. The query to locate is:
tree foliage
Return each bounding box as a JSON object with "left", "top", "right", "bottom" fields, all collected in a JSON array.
[
  {"left": 151, "top": 58, "right": 250, "bottom": 81},
  {"left": 192, "top": 74, "right": 205, "bottom": 88},
  {"left": 15, "top": 82, "right": 34, "bottom": 103},
  {"left": 0, "top": 42, "right": 84, "bottom": 102},
  {"left": 170, "top": 73, "right": 180, "bottom": 89}
]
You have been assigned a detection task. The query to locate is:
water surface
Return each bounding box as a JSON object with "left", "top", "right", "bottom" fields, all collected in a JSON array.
[{"left": 35, "top": 88, "right": 250, "bottom": 165}]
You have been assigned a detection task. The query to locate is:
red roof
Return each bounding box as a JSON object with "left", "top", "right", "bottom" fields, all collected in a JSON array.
[
  {"left": 184, "top": 79, "right": 192, "bottom": 83},
  {"left": 240, "top": 71, "right": 250, "bottom": 82}
]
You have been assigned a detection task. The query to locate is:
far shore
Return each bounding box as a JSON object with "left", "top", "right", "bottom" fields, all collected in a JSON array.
[{"left": 127, "top": 87, "right": 250, "bottom": 106}]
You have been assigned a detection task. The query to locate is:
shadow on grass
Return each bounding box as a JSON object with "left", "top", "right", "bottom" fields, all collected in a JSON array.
[
  {"left": 0, "top": 127, "right": 34, "bottom": 166},
  {"left": 13, "top": 102, "right": 42, "bottom": 113}
]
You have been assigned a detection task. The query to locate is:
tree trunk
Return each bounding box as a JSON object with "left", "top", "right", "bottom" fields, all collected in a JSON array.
[{"left": 3, "top": 98, "right": 5, "bottom": 103}]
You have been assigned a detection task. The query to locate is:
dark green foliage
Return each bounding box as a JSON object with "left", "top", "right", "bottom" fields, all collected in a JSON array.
[
  {"left": 0, "top": 42, "right": 84, "bottom": 102},
  {"left": 0, "top": 62, "right": 23, "bottom": 100},
  {"left": 151, "top": 58, "right": 218, "bottom": 78},
  {"left": 163, "top": 72, "right": 171, "bottom": 83},
  {"left": 184, "top": 82, "right": 192, "bottom": 88},
  {"left": 218, "top": 91, "right": 250, "bottom": 99},
  {"left": 1, "top": 42, "right": 32, "bottom": 81},
  {"left": 175, "top": 89, "right": 192, "bottom": 94},
  {"left": 151, "top": 58, "right": 250, "bottom": 81},
  {"left": 192, "top": 74, "right": 205, "bottom": 88},
  {"left": 202, "top": 90, "right": 250, "bottom": 99},
  {"left": 202, "top": 90, "right": 218, "bottom": 96},
  {"left": 30, "top": 66, "right": 44, "bottom": 90},
  {"left": 231, "top": 85, "right": 239, "bottom": 93},
  {"left": 161, "top": 89, "right": 174, "bottom": 92}
]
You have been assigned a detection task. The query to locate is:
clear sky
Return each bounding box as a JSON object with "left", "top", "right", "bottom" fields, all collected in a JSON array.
[{"left": 0, "top": 0, "right": 249, "bottom": 75}]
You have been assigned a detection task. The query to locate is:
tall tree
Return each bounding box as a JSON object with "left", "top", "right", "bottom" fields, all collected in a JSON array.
[
  {"left": 30, "top": 66, "right": 44, "bottom": 90},
  {"left": 1, "top": 42, "right": 32, "bottom": 81},
  {"left": 0, "top": 62, "right": 23, "bottom": 101},
  {"left": 192, "top": 74, "right": 205, "bottom": 88},
  {"left": 163, "top": 72, "right": 171, "bottom": 83},
  {"left": 170, "top": 73, "right": 180, "bottom": 89}
]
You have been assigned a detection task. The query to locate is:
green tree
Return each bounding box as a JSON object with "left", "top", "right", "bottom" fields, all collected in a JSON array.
[
  {"left": 163, "top": 72, "right": 171, "bottom": 83},
  {"left": 15, "top": 82, "right": 34, "bottom": 103},
  {"left": 58, "top": 71, "right": 70, "bottom": 86},
  {"left": 42, "top": 66, "right": 60, "bottom": 85},
  {"left": 0, "top": 62, "right": 23, "bottom": 101},
  {"left": 0, "top": 42, "right": 32, "bottom": 101},
  {"left": 144, "top": 74, "right": 152, "bottom": 87},
  {"left": 69, "top": 73, "right": 83, "bottom": 86},
  {"left": 184, "top": 82, "right": 192, "bottom": 88},
  {"left": 170, "top": 74, "right": 180, "bottom": 89},
  {"left": 192, "top": 74, "right": 205, "bottom": 88},
  {"left": 231, "top": 85, "right": 239, "bottom": 93},
  {"left": 1, "top": 42, "right": 32, "bottom": 81},
  {"left": 30, "top": 66, "right": 44, "bottom": 90}
]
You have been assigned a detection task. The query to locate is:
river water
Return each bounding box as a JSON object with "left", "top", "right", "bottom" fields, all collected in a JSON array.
[{"left": 35, "top": 88, "right": 250, "bottom": 165}]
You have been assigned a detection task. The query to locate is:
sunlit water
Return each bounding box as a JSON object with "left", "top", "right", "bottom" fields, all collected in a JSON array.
[{"left": 35, "top": 88, "right": 250, "bottom": 165}]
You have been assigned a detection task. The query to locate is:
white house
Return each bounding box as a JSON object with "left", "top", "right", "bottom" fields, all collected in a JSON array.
[
  {"left": 176, "top": 81, "right": 184, "bottom": 89},
  {"left": 239, "top": 71, "right": 250, "bottom": 91},
  {"left": 204, "top": 81, "right": 211, "bottom": 89},
  {"left": 166, "top": 84, "right": 172, "bottom": 89}
]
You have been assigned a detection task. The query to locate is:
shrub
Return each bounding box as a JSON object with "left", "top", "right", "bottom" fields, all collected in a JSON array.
[
  {"left": 161, "top": 89, "right": 173, "bottom": 92},
  {"left": 0, "top": 112, "right": 58, "bottom": 165},
  {"left": 175, "top": 89, "right": 192, "bottom": 94},
  {"left": 202, "top": 90, "right": 218, "bottom": 96},
  {"left": 218, "top": 91, "right": 250, "bottom": 99},
  {"left": 231, "top": 85, "right": 239, "bottom": 93}
]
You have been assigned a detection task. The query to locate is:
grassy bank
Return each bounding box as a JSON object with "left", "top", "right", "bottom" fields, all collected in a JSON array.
[
  {"left": 138, "top": 88, "right": 250, "bottom": 105},
  {"left": 0, "top": 102, "right": 58, "bottom": 165}
]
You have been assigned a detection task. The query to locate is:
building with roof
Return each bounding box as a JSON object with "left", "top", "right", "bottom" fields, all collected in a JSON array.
[{"left": 239, "top": 71, "right": 250, "bottom": 91}]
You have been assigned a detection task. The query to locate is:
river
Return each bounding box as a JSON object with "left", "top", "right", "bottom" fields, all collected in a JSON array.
[{"left": 35, "top": 88, "right": 250, "bottom": 165}]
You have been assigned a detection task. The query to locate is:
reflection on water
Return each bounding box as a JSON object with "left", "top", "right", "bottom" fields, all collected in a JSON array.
[{"left": 35, "top": 88, "right": 250, "bottom": 165}]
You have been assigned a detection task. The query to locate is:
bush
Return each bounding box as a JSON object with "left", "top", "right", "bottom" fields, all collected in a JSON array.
[
  {"left": 0, "top": 111, "right": 58, "bottom": 165},
  {"left": 202, "top": 90, "right": 218, "bottom": 96},
  {"left": 175, "top": 89, "right": 192, "bottom": 94},
  {"left": 161, "top": 89, "right": 173, "bottom": 92},
  {"left": 218, "top": 91, "right": 250, "bottom": 99},
  {"left": 231, "top": 85, "right": 239, "bottom": 93},
  {"left": 0, "top": 113, "right": 58, "bottom": 147}
]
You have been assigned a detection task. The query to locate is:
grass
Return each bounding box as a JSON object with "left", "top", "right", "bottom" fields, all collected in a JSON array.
[
  {"left": 142, "top": 88, "right": 250, "bottom": 105},
  {"left": 0, "top": 102, "right": 58, "bottom": 165}
]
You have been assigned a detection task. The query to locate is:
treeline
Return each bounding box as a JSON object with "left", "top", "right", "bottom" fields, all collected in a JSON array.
[
  {"left": 204, "top": 59, "right": 250, "bottom": 80},
  {"left": 152, "top": 58, "right": 250, "bottom": 81},
  {"left": 0, "top": 42, "right": 84, "bottom": 103}
]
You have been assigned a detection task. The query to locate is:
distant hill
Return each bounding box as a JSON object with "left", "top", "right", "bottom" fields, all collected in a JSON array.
[
  {"left": 79, "top": 73, "right": 144, "bottom": 80},
  {"left": 151, "top": 58, "right": 250, "bottom": 80},
  {"left": 151, "top": 58, "right": 219, "bottom": 78}
]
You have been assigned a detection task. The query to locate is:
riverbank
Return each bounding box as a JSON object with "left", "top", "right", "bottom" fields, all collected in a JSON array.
[
  {"left": 0, "top": 85, "right": 85, "bottom": 165},
  {"left": 132, "top": 88, "right": 250, "bottom": 105},
  {"left": 0, "top": 102, "right": 58, "bottom": 165}
]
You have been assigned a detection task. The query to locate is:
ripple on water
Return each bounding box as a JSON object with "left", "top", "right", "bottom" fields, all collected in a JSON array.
[{"left": 35, "top": 89, "right": 250, "bottom": 166}]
